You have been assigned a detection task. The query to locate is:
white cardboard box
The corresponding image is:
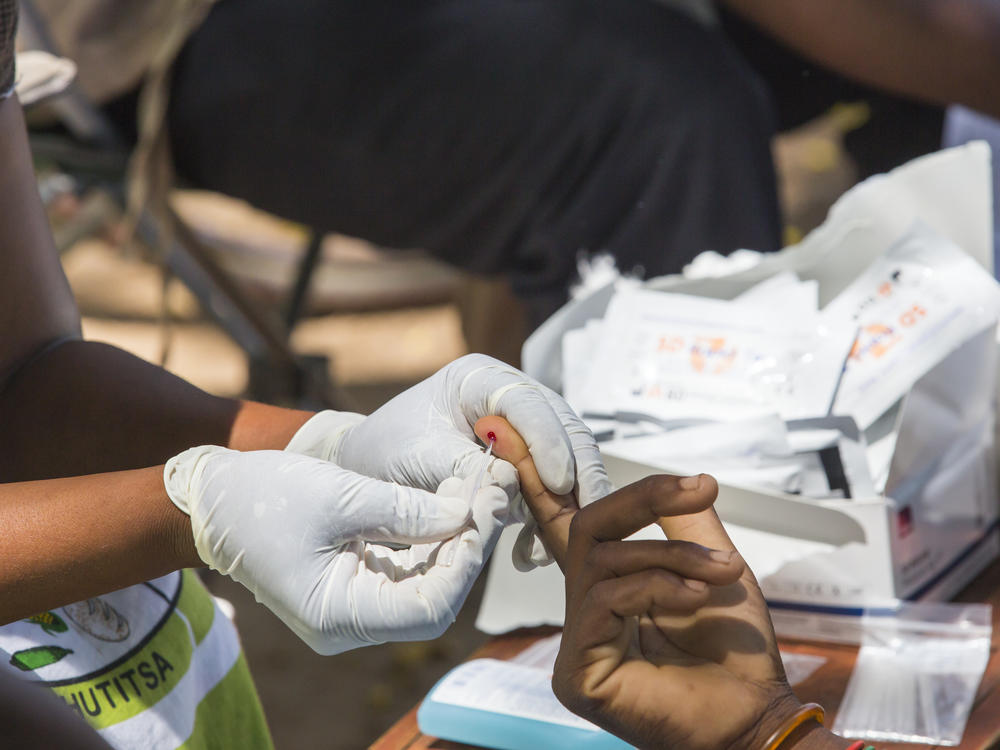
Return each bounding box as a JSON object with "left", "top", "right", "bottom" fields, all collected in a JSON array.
[{"left": 477, "top": 143, "right": 999, "bottom": 634}]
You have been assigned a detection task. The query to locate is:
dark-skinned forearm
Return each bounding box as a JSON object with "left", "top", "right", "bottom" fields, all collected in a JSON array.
[
  {"left": 0, "top": 341, "right": 313, "bottom": 623},
  {"left": 0, "top": 465, "right": 201, "bottom": 624},
  {"left": 0, "top": 96, "right": 80, "bottom": 379},
  {"left": 0, "top": 394, "right": 313, "bottom": 623},
  {"left": 0, "top": 339, "right": 312, "bottom": 480}
]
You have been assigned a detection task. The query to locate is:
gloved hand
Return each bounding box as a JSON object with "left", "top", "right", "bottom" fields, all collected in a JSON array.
[
  {"left": 286, "top": 354, "right": 613, "bottom": 569},
  {"left": 164, "top": 446, "right": 508, "bottom": 655}
]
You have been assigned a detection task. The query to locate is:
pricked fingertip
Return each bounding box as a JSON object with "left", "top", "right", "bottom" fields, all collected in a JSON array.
[{"left": 474, "top": 416, "right": 508, "bottom": 449}]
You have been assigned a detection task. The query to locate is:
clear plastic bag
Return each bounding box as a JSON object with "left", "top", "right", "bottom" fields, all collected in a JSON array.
[{"left": 831, "top": 602, "right": 992, "bottom": 745}]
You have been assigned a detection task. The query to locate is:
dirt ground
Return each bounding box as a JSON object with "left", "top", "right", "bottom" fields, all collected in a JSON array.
[{"left": 48, "top": 112, "right": 866, "bottom": 748}]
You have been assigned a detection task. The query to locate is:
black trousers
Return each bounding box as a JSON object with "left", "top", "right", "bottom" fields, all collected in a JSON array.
[{"left": 166, "top": 0, "right": 783, "bottom": 323}]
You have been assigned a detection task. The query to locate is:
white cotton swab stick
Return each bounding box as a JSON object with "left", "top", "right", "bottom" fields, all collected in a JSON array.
[{"left": 472, "top": 436, "right": 495, "bottom": 495}]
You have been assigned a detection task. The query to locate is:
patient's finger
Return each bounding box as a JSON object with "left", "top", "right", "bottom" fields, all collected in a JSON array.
[
  {"left": 474, "top": 416, "right": 576, "bottom": 567},
  {"left": 583, "top": 568, "right": 714, "bottom": 626},
  {"left": 654, "top": 474, "right": 737, "bottom": 552},
  {"left": 566, "top": 474, "right": 719, "bottom": 578},
  {"left": 584, "top": 539, "right": 744, "bottom": 591}
]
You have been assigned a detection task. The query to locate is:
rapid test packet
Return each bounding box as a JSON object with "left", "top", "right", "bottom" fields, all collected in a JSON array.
[
  {"left": 826, "top": 221, "right": 1000, "bottom": 428},
  {"left": 573, "top": 284, "right": 854, "bottom": 423}
]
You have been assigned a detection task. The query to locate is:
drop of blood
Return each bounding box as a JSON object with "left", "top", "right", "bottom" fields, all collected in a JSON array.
[{"left": 486, "top": 431, "right": 497, "bottom": 443}]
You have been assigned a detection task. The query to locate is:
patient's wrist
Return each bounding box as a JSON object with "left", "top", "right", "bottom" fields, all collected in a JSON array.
[{"left": 743, "top": 696, "right": 851, "bottom": 750}]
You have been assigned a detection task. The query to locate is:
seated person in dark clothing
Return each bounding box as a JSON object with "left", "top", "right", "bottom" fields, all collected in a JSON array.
[{"left": 33, "top": 0, "right": 1000, "bottom": 325}]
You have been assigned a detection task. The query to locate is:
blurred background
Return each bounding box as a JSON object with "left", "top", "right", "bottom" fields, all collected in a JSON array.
[
  {"left": 38, "top": 108, "right": 875, "bottom": 748},
  {"left": 17, "top": 1, "right": 965, "bottom": 746}
]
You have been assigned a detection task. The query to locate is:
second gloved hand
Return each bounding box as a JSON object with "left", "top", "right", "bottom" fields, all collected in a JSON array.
[
  {"left": 164, "top": 447, "right": 508, "bottom": 655},
  {"left": 286, "top": 354, "right": 613, "bottom": 569}
]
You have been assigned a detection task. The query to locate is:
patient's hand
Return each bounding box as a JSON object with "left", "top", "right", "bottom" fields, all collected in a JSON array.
[{"left": 475, "top": 416, "right": 843, "bottom": 750}]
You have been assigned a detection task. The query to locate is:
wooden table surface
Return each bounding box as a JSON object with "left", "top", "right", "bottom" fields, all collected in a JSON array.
[{"left": 371, "top": 562, "right": 1000, "bottom": 750}]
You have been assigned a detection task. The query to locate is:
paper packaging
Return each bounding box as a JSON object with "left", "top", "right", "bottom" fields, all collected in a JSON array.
[
  {"left": 479, "top": 143, "right": 1000, "bottom": 634},
  {"left": 573, "top": 287, "right": 856, "bottom": 423},
  {"left": 825, "top": 222, "right": 1000, "bottom": 427}
]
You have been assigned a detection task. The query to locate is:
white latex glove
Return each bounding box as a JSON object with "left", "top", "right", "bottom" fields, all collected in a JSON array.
[
  {"left": 164, "top": 446, "right": 508, "bottom": 655},
  {"left": 286, "top": 354, "right": 613, "bottom": 570}
]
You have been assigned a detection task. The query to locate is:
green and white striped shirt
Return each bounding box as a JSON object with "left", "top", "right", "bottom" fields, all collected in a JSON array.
[{"left": 1, "top": 570, "right": 273, "bottom": 749}]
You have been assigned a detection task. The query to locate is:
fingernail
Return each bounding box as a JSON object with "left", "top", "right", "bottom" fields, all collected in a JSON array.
[
  {"left": 678, "top": 474, "right": 702, "bottom": 490},
  {"left": 683, "top": 578, "right": 708, "bottom": 592},
  {"left": 709, "top": 549, "right": 735, "bottom": 563}
]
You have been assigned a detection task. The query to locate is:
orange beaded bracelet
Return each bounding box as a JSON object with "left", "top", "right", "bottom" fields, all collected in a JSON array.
[{"left": 762, "top": 703, "right": 826, "bottom": 749}]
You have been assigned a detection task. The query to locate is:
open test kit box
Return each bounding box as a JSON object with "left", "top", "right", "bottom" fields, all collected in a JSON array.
[
  {"left": 477, "top": 143, "right": 1000, "bottom": 634},
  {"left": 602, "top": 373, "right": 1000, "bottom": 614}
]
